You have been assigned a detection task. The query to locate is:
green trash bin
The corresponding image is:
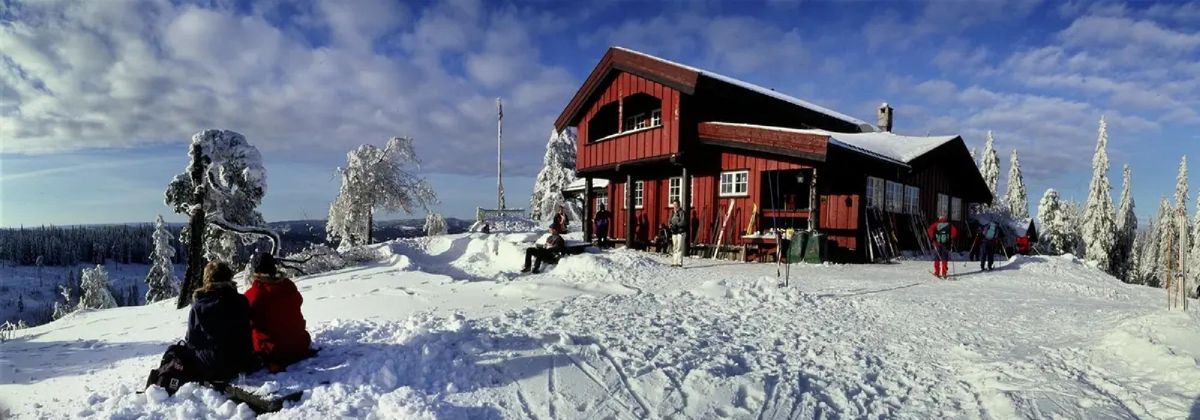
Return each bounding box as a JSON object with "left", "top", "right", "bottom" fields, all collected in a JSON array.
[{"left": 787, "top": 231, "right": 825, "bottom": 264}]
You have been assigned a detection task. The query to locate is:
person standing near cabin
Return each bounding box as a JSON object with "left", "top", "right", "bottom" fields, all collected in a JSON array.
[
  {"left": 594, "top": 204, "right": 611, "bottom": 248},
  {"left": 668, "top": 199, "right": 687, "bottom": 267},
  {"left": 245, "top": 252, "right": 313, "bottom": 373},
  {"left": 553, "top": 205, "right": 569, "bottom": 232},
  {"left": 979, "top": 219, "right": 1004, "bottom": 271},
  {"left": 927, "top": 216, "right": 958, "bottom": 278}
]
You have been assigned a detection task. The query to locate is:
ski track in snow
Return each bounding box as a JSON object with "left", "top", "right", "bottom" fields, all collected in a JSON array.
[{"left": 1, "top": 232, "right": 1198, "bottom": 419}]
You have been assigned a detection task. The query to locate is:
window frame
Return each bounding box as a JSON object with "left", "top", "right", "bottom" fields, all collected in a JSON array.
[
  {"left": 633, "top": 180, "right": 644, "bottom": 209},
  {"left": 650, "top": 109, "right": 662, "bottom": 127},
  {"left": 937, "top": 193, "right": 949, "bottom": 219},
  {"left": 886, "top": 181, "right": 904, "bottom": 213},
  {"left": 719, "top": 170, "right": 750, "bottom": 197},
  {"left": 905, "top": 185, "right": 920, "bottom": 215},
  {"left": 668, "top": 176, "right": 695, "bottom": 208},
  {"left": 866, "top": 176, "right": 885, "bottom": 209},
  {"left": 951, "top": 197, "right": 962, "bottom": 221}
]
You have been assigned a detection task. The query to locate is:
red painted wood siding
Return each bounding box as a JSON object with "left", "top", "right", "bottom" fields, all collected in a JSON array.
[
  {"left": 820, "top": 194, "right": 860, "bottom": 250},
  {"left": 577, "top": 72, "right": 680, "bottom": 172}
]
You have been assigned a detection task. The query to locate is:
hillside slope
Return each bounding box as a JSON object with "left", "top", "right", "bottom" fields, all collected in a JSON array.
[{"left": 2, "top": 233, "right": 1198, "bottom": 419}]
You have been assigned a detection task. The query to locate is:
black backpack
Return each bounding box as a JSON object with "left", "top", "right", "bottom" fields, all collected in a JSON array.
[{"left": 146, "top": 342, "right": 200, "bottom": 395}]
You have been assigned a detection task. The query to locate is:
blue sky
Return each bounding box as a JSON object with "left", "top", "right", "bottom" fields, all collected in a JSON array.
[{"left": 2, "top": 0, "right": 1198, "bottom": 226}]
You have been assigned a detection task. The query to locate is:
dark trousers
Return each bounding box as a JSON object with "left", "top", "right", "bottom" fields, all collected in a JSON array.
[
  {"left": 980, "top": 240, "right": 995, "bottom": 270},
  {"left": 595, "top": 223, "right": 610, "bottom": 247},
  {"left": 524, "top": 248, "right": 559, "bottom": 272}
]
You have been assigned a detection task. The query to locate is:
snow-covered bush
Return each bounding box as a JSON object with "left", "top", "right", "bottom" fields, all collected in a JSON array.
[
  {"left": 0, "top": 320, "right": 28, "bottom": 342},
  {"left": 424, "top": 213, "right": 448, "bottom": 236},
  {"left": 165, "top": 129, "right": 275, "bottom": 263},
  {"left": 279, "top": 244, "right": 380, "bottom": 277},
  {"left": 1081, "top": 117, "right": 1116, "bottom": 273},
  {"left": 144, "top": 215, "right": 179, "bottom": 303},
  {"left": 529, "top": 129, "right": 577, "bottom": 222},
  {"left": 328, "top": 137, "right": 437, "bottom": 247},
  {"left": 1005, "top": 149, "right": 1029, "bottom": 219},
  {"left": 79, "top": 265, "right": 117, "bottom": 310}
]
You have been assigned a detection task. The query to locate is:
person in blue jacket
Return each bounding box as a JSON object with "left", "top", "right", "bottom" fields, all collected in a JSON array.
[{"left": 185, "top": 261, "right": 257, "bottom": 381}]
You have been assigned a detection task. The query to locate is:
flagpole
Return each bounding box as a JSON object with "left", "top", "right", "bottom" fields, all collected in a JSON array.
[{"left": 497, "top": 98, "right": 505, "bottom": 210}]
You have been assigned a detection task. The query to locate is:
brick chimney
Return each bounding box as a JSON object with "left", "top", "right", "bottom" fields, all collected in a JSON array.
[{"left": 877, "top": 102, "right": 893, "bottom": 132}]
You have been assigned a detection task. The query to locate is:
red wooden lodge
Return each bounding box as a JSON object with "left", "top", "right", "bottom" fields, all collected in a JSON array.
[{"left": 556, "top": 47, "right": 992, "bottom": 262}]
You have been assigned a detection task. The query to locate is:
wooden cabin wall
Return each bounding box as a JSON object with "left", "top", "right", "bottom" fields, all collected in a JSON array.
[{"left": 576, "top": 72, "right": 681, "bottom": 172}]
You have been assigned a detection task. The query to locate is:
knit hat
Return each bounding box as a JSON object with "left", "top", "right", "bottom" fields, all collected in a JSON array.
[
  {"left": 203, "top": 261, "right": 235, "bottom": 285},
  {"left": 251, "top": 252, "right": 277, "bottom": 276}
]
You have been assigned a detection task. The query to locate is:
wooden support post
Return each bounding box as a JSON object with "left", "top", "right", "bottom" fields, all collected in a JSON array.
[
  {"left": 809, "top": 168, "right": 819, "bottom": 232},
  {"left": 681, "top": 167, "right": 690, "bottom": 255},
  {"left": 584, "top": 177, "right": 594, "bottom": 243},
  {"left": 626, "top": 174, "right": 635, "bottom": 248}
]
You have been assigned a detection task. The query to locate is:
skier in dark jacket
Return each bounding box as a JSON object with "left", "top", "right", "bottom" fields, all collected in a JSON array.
[
  {"left": 522, "top": 225, "right": 567, "bottom": 273},
  {"left": 245, "top": 252, "right": 313, "bottom": 373},
  {"left": 926, "top": 217, "right": 958, "bottom": 278},
  {"left": 594, "top": 204, "right": 612, "bottom": 248},
  {"left": 186, "top": 262, "right": 256, "bottom": 381},
  {"left": 978, "top": 220, "right": 1004, "bottom": 271},
  {"left": 668, "top": 199, "right": 688, "bottom": 267}
]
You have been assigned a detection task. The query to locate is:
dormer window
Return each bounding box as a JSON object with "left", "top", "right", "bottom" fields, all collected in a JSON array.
[{"left": 650, "top": 109, "right": 661, "bottom": 127}]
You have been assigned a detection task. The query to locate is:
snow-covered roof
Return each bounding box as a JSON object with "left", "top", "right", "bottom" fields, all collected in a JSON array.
[
  {"left": 702, "top": 122, "right": 959, "bottom": 165},
  {"left": 564, "top": 178, "right": 609, "bottom": 192},
  {"left": 613, "top": 47, "right": 872, "bottom": 129}
]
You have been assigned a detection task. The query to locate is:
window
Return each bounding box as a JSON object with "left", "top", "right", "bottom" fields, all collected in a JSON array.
[
  {"left": 866, "top": 176, "right": 885, "bottom": 208},
  {"left": 937, "top": 193, "right": 949, "bottom": 219},
  {"left": 951, "top": 197, "right": 962, "bottom": 221},
  {"left": 886, "top": 181, "right": 904, "bottom": 213},
  {"left": 719, "top": 171, "right": 749, "bottom": 197},
  {"left": 668, "top": 177, "right": 693, "bottom": 207},
  {"left": 633, "top": 180, "right": 644, "bottom": 209},
  {"left": 905, "top": 186, "right": 920, "bottom": 215},
  {"left": 650, "top": 109, "right": 662, "bottom": 127},
  {"left": 596, "top": 194, "right": 608, "bottom": 210}
]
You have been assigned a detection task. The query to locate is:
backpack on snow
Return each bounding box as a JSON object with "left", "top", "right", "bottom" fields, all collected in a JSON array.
[
  {"left": 984, "top": 223, "right": 999, "bottom": 240},
  {"left": 934, "top": 223, "right": 951, "bottom": 245},
  {"left": 145, "top": 342, "right": 200, "bottom": 395}
]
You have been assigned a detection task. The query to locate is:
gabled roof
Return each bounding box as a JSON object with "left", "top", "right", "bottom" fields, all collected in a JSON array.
[{"left": 555, "top": 47, "right": 872, "bottom": 131}]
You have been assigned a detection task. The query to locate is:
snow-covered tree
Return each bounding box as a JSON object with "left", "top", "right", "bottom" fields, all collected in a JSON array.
[
  {"left": 165, "top": 130, "right": 274, "bottom": 263},
  {"left": 1005, "top": 149, "right": 1029, "bottom": 219},
  {"left": 79, "top": 264, "right": 117, "bottom": 310},
  {"left": 328, "top": 136, "right": 437, "bottom": 247},
  {"left": 424, "top": 212, "right": 448, "bottom": 236},
  {"left": 1038, "top": 189, "right": 1078, "bottom": 255},
  {"left": 979, "top": 131, "right": 1001, "bottom": 209},
  {"left": 529, "top": 129, "right": 578, "bottom": 222},
  {"left": 145, "top": 215, "right": 179, "bottom": 303},
  {"left": 1114, "top": 165, "right": 1137, "bottom": 282},
  {"left": 1148, "top": 197, "right": 1173, "bottom": 288},
  {"left": 1081, "top": 117, "right": 1116, "bottom": 272},
  {"left": 1063, "top": 199, "right": 1085, "bottom": 255},
  {"left": 1174, "top": 156, "right": 1191, "bottom": 252}
]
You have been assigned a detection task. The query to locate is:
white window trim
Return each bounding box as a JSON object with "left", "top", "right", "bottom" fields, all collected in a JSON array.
[
  {"left": 668, "top": 176, "right": 695, "bottom": 207},
  {"left": 886, "top": 181, "right": 904, "bottom": 213},
  {"left": 719, "top": 170, "right": 750, "bottom": 197},
  {"left": 866, "top": 176, "right": 885, "bottom": 209},
  {"left": 634, "top": 180, "right": 644, "bottom": 209},
  {"left": 905, "top": 185, "right": 920, "bottom": 215}
]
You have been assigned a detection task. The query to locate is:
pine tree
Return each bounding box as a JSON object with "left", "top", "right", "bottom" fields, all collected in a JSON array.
[
  {"left": 1038, "top": 189, "right": 1078, "bottom": 255},
  {"left": 1005, "top": 149, "right": 1029, "bottom": 219},
  {"left": 145, "top": 215, "right": 179, "bottom": 303},
  {"left": 979, "top": 131, "right": 1001, "bottom": 209},
  {"left": 1081, "top": 117, "right": 1116, "bottom": 272},
  {"left": 1152, "top": 197, "right": 1173, "bottom": 288},
  {"left": 529, "top": 128, "right": 578, "bottom": 222},
  {"left": 1114, "top": 165, "right": 1137, "bottom": 282},
  {"left": 79, "top": 264, "right": 118, "bottom": 310},
  {"left": 328, "top": 137, "right": 438, "bottom": 247},
  {"left": 424, "top": 212, "right": 448, "bottom": 236}
]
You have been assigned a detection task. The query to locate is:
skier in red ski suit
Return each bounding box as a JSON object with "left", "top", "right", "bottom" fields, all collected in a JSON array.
[{"left": 927, "top": 217, "right": 958, "bottom": 278}]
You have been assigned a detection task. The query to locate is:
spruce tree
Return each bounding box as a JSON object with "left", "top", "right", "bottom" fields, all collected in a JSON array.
[
  {"left": 1005, "top": 149, "right": 1029, "bottom": 219},
  {"left": 1151, "top": 197, "right": 1173, "bottom": 288},
  {"left": 145, "top": 215, "right": 179, "bottom": 303},
  {"left": 1081, "top": 117, "right": 1116, "bottom": 272},
  {"left": 79, "top": 264, "right": 118, "bottom": 310},
  {"left": 1038, "top": 189, "right": 1077, "bottom": 255},
  {"left": 979, "top": 131, "right": 1001, "bottom": 209},
  {"left": 530, "top": 129, "right": 578, "bottom": 222},
  {"left": 1114, "top": 165, "right": 1137, "bottom": 282}
]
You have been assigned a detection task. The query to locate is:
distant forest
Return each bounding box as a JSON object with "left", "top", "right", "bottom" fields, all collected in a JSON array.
[{"left": 0, "top": 218, "right": 472, "bottom": 266}]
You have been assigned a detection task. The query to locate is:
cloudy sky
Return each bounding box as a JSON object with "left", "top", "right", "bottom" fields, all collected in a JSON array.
[{"left": 1, "top": 0, "right": 1198, "bottom": 226}]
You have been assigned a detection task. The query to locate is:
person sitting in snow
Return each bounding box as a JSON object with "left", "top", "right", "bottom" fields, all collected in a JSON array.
[
  {"left": 186, "top": 261, "right": 257, "bottom": 380},
  {"left": 522, "top": 225, "right": 567, "bottom": 274},
  {"left": 245, "top": 252, "right": 313, "bottom": 373},
  {"left": 927, "top": 216, "right": 958, "bottom": 278},
  {"left": 978, "top": 219, "right": 1004, "bottom": 271},
  {"left": 553, "top": 205, "right": 569, "bottom": 232},
  {"left": 594, "top": 204, "right": 612, "bottom": 248}
]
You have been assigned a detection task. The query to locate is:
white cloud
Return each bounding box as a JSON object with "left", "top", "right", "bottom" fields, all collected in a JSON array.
[{"left": 0, "top": 0, "right": 574, "bottom": 178}]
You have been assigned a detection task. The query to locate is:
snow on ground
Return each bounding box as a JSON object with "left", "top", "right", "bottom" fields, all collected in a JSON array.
[{"left": 2, "top": 233, "right": 1198, "bottom": 419}]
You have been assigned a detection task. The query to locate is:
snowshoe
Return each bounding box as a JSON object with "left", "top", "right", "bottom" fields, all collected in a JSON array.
[{"left": 209, "top": 382, "right": 305, "bottom": 414}]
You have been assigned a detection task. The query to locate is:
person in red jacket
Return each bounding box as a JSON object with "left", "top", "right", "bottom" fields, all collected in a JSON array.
[
  {"left": 927, "top": 216, "right": 958, "bottom": 278},
  {"left": 245, "top": 252, "right": 312, "bottom": 372}
]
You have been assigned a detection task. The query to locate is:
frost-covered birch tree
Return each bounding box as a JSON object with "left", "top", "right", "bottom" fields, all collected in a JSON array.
[
  {"left": 1038, "top": 189, "right": 1077, "bottom": 255},
  {"left": 1081, "top": 117, "right": 1116, "bottom": 272},
  {"left": 1114, "top": 165, "right": 1137, "bottom": 282},
  {"left": 529, "top": 129, "right": 578, "bottom": 222},
  {"left": 979, "top": 131, "right": 1001, "bottom": 210},
  {"left": 424, "top": 212, "right": 448, "bottom": 236},
  {"left": 1005, "top": 149, "right": 1029, "bottom": 219},
  {"left": 328, "top": 136, "right": 437, "bottom": 247},
  {"left": 79, "top": 265, "right": 117, "bottom": 310},
  {"left": 145, "top": 215, "right": 179, "bottom": 303}
]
